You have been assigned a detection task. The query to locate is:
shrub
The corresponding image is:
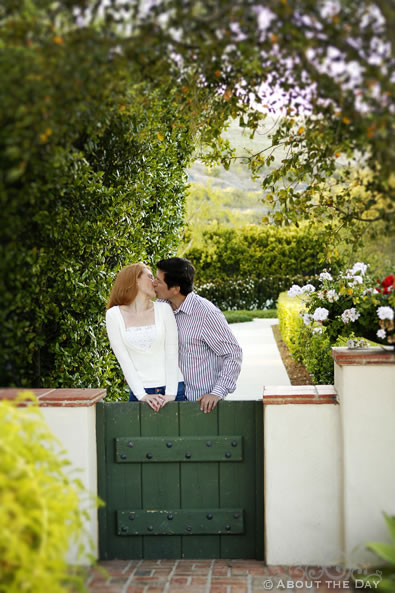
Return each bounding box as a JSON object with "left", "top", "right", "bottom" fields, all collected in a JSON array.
[
  {"left": 0, "top": 393, "right": 98, "bottom": 593},
  {"left": 185, "top": 223, "right": 343, "bottom": 283},
  {"left": 196, "top": 274, "right": 319, "bottom": 310},
  {"left": 277, "top": 292, "right": 341, "bottom": 383},
  {"left": 223, "top": 309, "right": 277, "bottom": 324}
]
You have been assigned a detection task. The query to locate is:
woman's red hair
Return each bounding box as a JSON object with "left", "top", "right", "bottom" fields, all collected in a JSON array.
[{"left": 106, "top": 263, "right": 149, "bottom": 309}]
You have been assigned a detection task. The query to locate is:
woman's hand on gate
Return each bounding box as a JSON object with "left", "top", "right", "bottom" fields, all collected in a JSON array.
[
  {"left": 141, "top": 393, "right": 166, "bottom": 412},
  {"left": 161, "top": 395, "right": 176, "bottom": 407}
]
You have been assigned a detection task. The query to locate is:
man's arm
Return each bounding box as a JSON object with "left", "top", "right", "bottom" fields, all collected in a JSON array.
[{"left": 198, "top": 308, "right": 243, "bottom": 412}]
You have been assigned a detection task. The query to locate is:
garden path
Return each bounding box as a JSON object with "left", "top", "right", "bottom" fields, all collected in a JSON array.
[{"left": 227, "top": 318, "right": 290, "bottom": 400}]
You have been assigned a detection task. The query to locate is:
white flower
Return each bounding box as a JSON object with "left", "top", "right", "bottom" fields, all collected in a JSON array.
[
  {"left": 313, "top": 307, "right": 329, "bottom": 321},
  {"left": 326, "top": 289, "right": 339, "bottom": 302},
  {"left": 347, "top": 275, "right": 363, "bottom": 286},
  {"left": 302, "top": 313, "right": 313, "bottom": 326},
  {"left": 317, "top": 290, "right": 325, "bottom": 299},
  {"left": 349, "top": 262, "right": 368, "bottom": 276},
  {"left": 301, "top": 283, "right": 316, "bottom": 294},
  {"left": 341, "top": 308, "right": 360, "bottom": 324},
  {"left": 319, "top": 272, "right": 333, "bottom": 282},
  {"left": 312, "top": 326, "right": 323, "bottom": 334},
  {"left": 377, "top": 306, "right": 394, "bottom": 321},
  {"left": 377, "top": 329, "right": 387, "bottom": 339},
  {"left": 288, "top": 284, "right": 302, "bottom": 297}
]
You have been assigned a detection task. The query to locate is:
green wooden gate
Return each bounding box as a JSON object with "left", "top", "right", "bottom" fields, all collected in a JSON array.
[{"left": 96, "top": 401, "right": 263, "bottom": 559}]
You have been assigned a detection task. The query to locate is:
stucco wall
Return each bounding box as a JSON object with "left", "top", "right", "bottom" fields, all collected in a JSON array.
[{"left": 264, "top": 400, "right": 342, "bottom": 565}]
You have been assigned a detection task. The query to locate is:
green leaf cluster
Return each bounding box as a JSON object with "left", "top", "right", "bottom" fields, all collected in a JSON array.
[
  {"left": 0, "top": 393, "right": 98, "bottom": 593},
  {"left": 362, "top": 513, "right": 395, "bottom": 593},
  {"left": 0, "top": 6, "right": 200, "bottom": 391},
  {"left": 185, "top": 223, "right": 342, "bottom": 282},
  {"left": 277, "top": 292, "right": 341, "bottom": 384}
]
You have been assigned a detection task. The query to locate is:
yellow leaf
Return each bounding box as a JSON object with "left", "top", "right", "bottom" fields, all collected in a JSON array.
[
  {"left": 119, "top": 104, "right": 126, "bottom": 111},
  {"left": 223, "top": 89, "right": 233, "bottom": 100},
  {"left": 297, "top": 126, "right": 305, "bottom": 135},
  {"left": 347, "top": 288, "right": 353, "bottom": 295},
  {"left": 157, "top": 132, "right": 164, "bottom": 141},
  {"left": 335, "top": 152, "right": 341, "bottom": 158},
  {"left": 53, "top": 36, "right": 64, "bottom": 44},
  {"left": 215, "top": 70, "right": 221, "bottom": 78},
  {"left": 342, "top": 117, "right": 351, "bottom": 124},
  {"left": 271, "top": 34, "right": 279, "bottom": 43}
]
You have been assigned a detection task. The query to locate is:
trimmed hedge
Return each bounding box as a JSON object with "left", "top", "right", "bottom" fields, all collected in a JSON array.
[
  {"left": 185, "top": 224, "right": 342, "bottom": 282},
  {"left": 223, "top": 309, "right": 277, "bottom": 324},
  {"left": 195, "top": 275, "right": 319, "bottom": 310},
  {"left": 277, "top": 292, "right": 340, "bottom": 384}
]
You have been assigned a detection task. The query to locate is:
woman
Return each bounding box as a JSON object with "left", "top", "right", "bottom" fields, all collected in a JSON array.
[{"left": 106, "top": 263, "right": 185, "bottom": 411}]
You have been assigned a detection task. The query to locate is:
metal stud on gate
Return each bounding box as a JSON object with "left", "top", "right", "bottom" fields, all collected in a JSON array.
[
  {"left": 146, "top": 452, "right": 153, "bottom": 459},
  {"left": 120, "top": 453, "right": 127, "bottom": 460}
]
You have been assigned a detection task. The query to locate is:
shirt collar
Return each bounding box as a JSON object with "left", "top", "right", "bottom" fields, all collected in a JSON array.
[{"left": 173, "top": 292, "right": 196, "bottom": 315}]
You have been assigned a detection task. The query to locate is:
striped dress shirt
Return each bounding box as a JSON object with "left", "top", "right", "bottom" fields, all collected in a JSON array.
[{"left": 172, "top": 292, "right": 243, "bottom": 401}]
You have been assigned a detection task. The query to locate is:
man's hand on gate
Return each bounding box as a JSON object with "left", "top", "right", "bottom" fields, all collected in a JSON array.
[{"left": 197, "top": 393, "right": 221, "bottom": 413}]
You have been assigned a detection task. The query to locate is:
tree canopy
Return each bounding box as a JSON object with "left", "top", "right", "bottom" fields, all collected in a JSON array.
[{"left": 1, "top": 0, "right": 393, "bottom": 387}]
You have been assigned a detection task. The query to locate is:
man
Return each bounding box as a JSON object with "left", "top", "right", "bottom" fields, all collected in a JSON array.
[{"left": 153, "top": 257, "right": 242, "bottom": 413}]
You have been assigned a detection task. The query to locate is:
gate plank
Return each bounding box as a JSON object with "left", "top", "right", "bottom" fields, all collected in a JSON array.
[
  {"left": 179, "top": 403, "right": 220, "bottom": 558},
  {"left": 140, "top": 402, "right": 181, "bottom": 558},
  {"left": 218, "top": 401, "right": 264, "bottom": 559},
  {"left": 101, "top": 401, "right": 143, "bottom": 559}
]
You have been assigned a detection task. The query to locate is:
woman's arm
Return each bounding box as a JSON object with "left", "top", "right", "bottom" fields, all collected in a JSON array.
[
  {"left": 105, "top": 308, "right": 146, "bottom": 399},
  {"left": 161, "top": 303, "right": 179, "bottom": 397}
]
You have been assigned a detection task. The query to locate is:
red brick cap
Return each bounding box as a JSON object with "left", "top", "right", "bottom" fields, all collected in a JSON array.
[
  {"left": 332, "top": 346, "right": 395, "bottom": 366},
  {"left": 0, "top": 388, "right": 106, "bottom": 407},
  {"left": 263, "top": 385, "right": 337, "bottom": 405}
]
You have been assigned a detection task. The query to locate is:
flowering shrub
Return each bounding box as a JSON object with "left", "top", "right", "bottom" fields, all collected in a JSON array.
[{"left": 287, "top": 264, "right": 395, "bottom": 347}]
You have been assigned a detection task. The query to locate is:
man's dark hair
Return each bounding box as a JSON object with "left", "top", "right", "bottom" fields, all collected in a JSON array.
[{"left": 156, "top": 257, "right": 195, "bottom": 296}]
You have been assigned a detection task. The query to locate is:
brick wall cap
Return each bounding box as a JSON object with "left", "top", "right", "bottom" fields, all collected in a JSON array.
[
  {"left": 331, "top": 346, "right": 395, "bottom": 366},
  {"left": 263, "top": 385, "right": 337, "bottom": 405},
  {"left": 0, "top": 388, "right": 106, "bottom": 407}
]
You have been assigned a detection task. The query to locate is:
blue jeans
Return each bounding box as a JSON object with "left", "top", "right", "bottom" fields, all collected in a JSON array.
[{"left": 129, "top": 381, "right": 186, "bottom": 402}]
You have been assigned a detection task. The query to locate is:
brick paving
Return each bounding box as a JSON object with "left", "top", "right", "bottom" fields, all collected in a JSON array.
[{"left": 86, "top": 560, "right": 357, "bottom": 593}]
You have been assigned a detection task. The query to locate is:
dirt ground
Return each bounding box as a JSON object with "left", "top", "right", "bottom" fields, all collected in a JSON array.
[{"left": 272, "top": 324, "right": 314, "bottom": 385}]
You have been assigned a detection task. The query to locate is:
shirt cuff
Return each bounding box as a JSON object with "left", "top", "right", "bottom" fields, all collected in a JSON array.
[{"left": 210, "top": 387, "right": 227, "bottom": 399}]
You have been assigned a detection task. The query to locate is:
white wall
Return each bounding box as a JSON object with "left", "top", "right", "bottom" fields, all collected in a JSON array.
[
  {"left": 334, "top": 357, "right": 395, "bottom": 567},
  {"left": 264, "top": 404, "right": 343, "bottom": 565},
  {"left": 41, "top": 406, "right": 98, "bottom": 565}
]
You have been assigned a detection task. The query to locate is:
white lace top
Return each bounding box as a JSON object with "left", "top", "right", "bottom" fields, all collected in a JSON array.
[
  {"left": 125, "top": 324, "right": 158, "bottom": 351},
  {"left": 106, "top": 301, "right": 183, "bottom": 399}
]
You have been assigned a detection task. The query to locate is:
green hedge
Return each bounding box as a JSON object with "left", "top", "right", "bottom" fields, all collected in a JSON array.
[
  {"left": 277, "top": 292, "right": 339, "bottom": 384},
  {"left": 195, "top": 274, "right": 319, "bottom": 310},
  {"left": 223, "top": 309, "right": 277, "bottom": 323},
  {"left": 1, "top": 78, "right": 194, "bottom": 395},
  {"left": 185, "top": 224, "right": 342, "bottom": 282}
]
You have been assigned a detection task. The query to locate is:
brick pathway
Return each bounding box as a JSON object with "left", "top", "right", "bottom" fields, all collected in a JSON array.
[{"left": 86, "top": 560, "right": 356, "bottom": 592}]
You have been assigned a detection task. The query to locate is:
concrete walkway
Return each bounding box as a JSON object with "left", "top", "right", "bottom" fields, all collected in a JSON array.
[{"left": 227, "top": 318, "right": 290, "bottom": 400}]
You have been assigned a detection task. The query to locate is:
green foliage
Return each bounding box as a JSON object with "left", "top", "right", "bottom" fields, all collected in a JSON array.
[
  {"left": 187, "top": 223, "right": 341, "bottom": 310},
  {"left": 223, "top": 309, "right": 277, "bottom": 324},
  {"left": 277, "top": 292, "right": 337, "bottom": 383},
  {"left": 196, "top": 275, "right": 316, "bottom": 311},
  {"left": 291, "top": 265, "right": 395, "bottom": 346},
  {"left": 178, "top": 181, "right": 264, "bottom": 253},
  {"left": 362, "top": 514, "right": 395, "bottom": 593},
  {"left": 0, "top": 393, "right": 97, "bottom": 593},
  {"left": 186, "top": 223, "right": 342, "bottom": 282},
  {"left": 0, "top": 4, "right": 200, "bottom": 392}
]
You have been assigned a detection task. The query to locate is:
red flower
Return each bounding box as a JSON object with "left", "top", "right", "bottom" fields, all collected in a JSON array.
[{"left": 381, "top": 274, "right": 395, "bottom": 295}]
